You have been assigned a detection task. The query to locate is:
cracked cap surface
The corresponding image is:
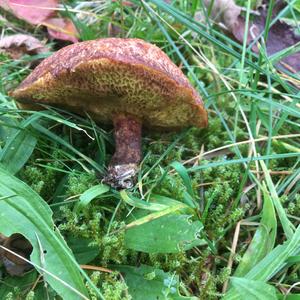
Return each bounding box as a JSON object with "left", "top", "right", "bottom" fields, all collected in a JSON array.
[{"left": 12, "top": 38, "right": 208, "bottom": 129}]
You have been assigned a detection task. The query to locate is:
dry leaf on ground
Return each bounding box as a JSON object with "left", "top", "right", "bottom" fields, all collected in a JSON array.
[
  {"left": 0, "top": 233, "right": 32, "bottom": 276},
  {"left": 203, "top": 0, "right": 242, "bottom": 31},
  {"left": 0, "top": 0, "right": 58, "bottom": 25},
  {"left": 43, "top": 18, "right": 79, "bottom": 43},
  {"left": 203, "top": 0, "right": 300, "bottom": 73},
  {"left": 0, "top": 0, "right": 78, "bottom": 43},
  {"left": 0, "top": 34, "right": 49, "bottom": 60}
]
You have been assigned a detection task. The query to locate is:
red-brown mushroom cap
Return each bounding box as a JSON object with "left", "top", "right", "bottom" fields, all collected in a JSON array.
[{"left": 11, "top": 38, "right": 208, "bottom": 130}]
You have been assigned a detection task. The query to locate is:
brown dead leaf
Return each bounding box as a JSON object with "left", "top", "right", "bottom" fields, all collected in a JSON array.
[
  {"left": 251, "top": 3, "right": 300, "bottom": 73},
  {"left": 203, "top": 0, "right": 300, "bottom": 73},
  {"left": 0, "top": 233, "right": 32, "bottom": 276},
  {"left": 0, "top": 233, "right": 6, "bottom": 245},
  {"left": 43, "top": 17, "right": 79, "bottom": 43},
  {"left": 203, "top": 0, "right": 242, "bottom": 31},
  {"left": 0, "top": 0, "right": 58, "bottom": 25},
  {"left": 108, "top": 22, "right": 123, "bottom": 37},
  {"left": 0, "top": 34, "right": 49, "bottom": 60},
  {"left": 0, "top": 0, "right": 78, "bottom": 43}
]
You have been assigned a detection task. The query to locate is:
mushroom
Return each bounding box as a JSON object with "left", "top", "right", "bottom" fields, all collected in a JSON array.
[{"left": 11, "top": 38, "right": 208, "bottom": 188}]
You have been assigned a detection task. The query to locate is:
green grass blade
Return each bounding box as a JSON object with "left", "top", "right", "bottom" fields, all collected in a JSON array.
[
  {"left": 75, "top": 184, "right": 110, "bottom": 213},
  {"left": 0, "top": 117, "right": 37, "bottom": 174},
  {"left": 120, "top": 190, "right": 169, "bottom": 211},
  {"left": 260, "top": 160, "right": 295, "bottom": 239},
  {"left": 234, "top": 185, "right": 277, "bottom": 276},
  {"left": 224, "top": 225, "right": 300, "bottom": 299},
  {"left": 31, "top": 122, "right": 104, "bottom": 173}
]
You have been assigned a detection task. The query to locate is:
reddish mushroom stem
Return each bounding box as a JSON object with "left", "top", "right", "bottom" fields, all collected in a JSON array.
[{"left": 105, "top": 114, "right": 142, "bottom": 189}]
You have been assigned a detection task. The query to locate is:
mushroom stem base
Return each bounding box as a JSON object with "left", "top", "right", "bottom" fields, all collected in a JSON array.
[
  {"left": 105, "top": 163, "right": 138, "bottom": 189},
  {"left": 104, "top": 114, "right": 142, "bottom": 189}
]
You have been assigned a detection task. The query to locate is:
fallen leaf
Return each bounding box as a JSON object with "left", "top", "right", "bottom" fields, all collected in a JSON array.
[
  {"left": 0, "top": 0, "right": 10, "bottom": 10},
  {"left": 250, "top": 3, "right": 300, "bottom": 73},
  {"left": 0, "top": 0, "right": 58, "bottom": 25},
  {"left": 108, "top": 22, "right": 122, "bottom": 37},
  {"left": 0, "top": 233, "right": 6, "bottom": 244},
  {"left": 203, "top": 0, "right": 242, "bottom": 32},
  {"left": 0, "top": 1, "right": 78, "bottom": 43},
  {"left": 203, "top": 0, "right": 300, "bottom": 73},
  {"left": 43, "top": 17, "right": 79, "bottom": 43},
  {"left": 0, "top": 233, "right": 32, "bottom": 276},
  {"left": 0, "top": 34, "right": 49, "bottom": 60}
]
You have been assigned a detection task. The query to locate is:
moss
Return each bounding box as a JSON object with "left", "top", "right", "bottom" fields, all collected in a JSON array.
[
  {"left": 25, "top": 291, "right": 35, "bottom": 300},
  {"left": 19, "top": 147, "right": 63, "bottom": 200},
  {"left": 101, "top": 272, "right": 132, "bottom": 300},
  {"left": 286, "top": 194, "right": 300, "bottom": 215},
  {"left": 58, "top": 204, "right": 129, "bottom": 266},
  {"left": 87, "top": 271, "right": 131, "bottom": 300},
  {"left": 66, "top": 170, "right": 98, "bottom": 197}
]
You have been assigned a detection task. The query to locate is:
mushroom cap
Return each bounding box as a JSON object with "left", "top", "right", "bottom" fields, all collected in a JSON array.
[{"left": 11, "top": 38, "right": 208, "bottom": 129}]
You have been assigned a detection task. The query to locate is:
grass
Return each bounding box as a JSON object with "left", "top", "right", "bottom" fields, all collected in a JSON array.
[{"left": 0, "top": 0, "right": 300, "bottom": 299}]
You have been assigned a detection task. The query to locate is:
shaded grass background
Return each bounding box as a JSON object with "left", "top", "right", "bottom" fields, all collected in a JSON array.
[{"left": 0, "top": 0, "right": 299, "bottom": 299}]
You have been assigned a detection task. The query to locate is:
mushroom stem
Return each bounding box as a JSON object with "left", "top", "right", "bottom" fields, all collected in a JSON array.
[{"left": 105, "top": 114, "right": 142, "bottom": 189}]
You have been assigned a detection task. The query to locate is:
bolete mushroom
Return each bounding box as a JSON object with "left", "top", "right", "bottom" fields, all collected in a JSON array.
[{"left": 11, "top": 38, "right": 208, "bottom": 188}]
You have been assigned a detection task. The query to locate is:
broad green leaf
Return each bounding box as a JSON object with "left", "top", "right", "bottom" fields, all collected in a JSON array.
[
  {"left": 260, "top": 160, "right": 295, "bottom": 239},
  {"left": 234, "top": 186, "right": 277, "bottom": 276},
  {"left": 286, "top": 256, "right": 300, "bottom": 263},
  {"left": 120, "top": 190, "right": 169, "bottom": 211},
  {"left": 0, "top": 121, "right": 37, "bottom": 174},
  {"left": 125, "top": 214, "right": 205, "bottom": 253},
  {"left": 125, "top": 203, "right": 187, "bottom": 229},
  {"left": 150, "top": 194, "right": 192, "bottom": 208},
  {"left": 230, "top": 277, "right": 277, "bottom": 300},
  {"left": 75, "top": 184, "right": 110, "bottom": 212},
  {"left": 115, "top": 265, "right": 197, "bottom": 300},
  {"left": 277, "top": 294, "right": 300, "bottom": 300},
  {"left": 0, "top": 166, "right": 89, "bottom": 299},
  {"left": 67, "top": 237, "right": 100, "bottom": 264}
]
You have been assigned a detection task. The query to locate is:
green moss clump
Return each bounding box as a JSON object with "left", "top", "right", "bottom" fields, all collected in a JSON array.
[
  {"left": 66, "top": 170, "right": 98, "bottom": 197},
  {"left": 101, "top": 272, "right": 132, "bottom": 300},
  {"left": 86, "top": 271, "right": 131, "bottom": 300},
  {"left": 19, "top": 148, "right": 63, "bottom": 200}
]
